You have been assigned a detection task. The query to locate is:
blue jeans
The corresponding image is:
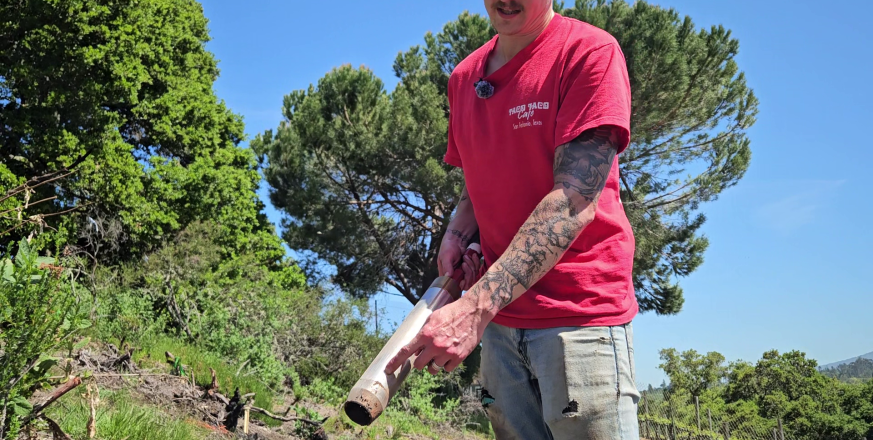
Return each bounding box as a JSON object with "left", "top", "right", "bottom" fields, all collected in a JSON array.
[{"left": 478, "top": 322, "right": 640, "bottom": 439}]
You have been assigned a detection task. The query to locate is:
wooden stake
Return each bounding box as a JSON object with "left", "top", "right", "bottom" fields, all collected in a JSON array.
[
  {"left": 708, "top": 408, "right": 713, "bottom": 432},
  {"left": 778, "top": 417, "right": 784, "bottom": 440},
  {"left": 243, "top": 401, "right": 251, "bottom": 434},
  {"left": 695, "top": 396, "right": 700, "bottom": 430}
]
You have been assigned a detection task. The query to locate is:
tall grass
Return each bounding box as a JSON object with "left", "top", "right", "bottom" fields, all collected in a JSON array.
[{"left": 48, "top": 389, "right": 209, "bottom": 440}]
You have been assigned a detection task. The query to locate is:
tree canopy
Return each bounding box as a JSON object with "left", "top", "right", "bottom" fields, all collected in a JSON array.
[
  {"left": 655, "top": 348, "right": 873, "bottom": 440},
  {"left": 255, "top": 0, "right": 758, "bottom": 312},
  {"left": 0, "top": 0, "right": 285, "bottom": 266}
]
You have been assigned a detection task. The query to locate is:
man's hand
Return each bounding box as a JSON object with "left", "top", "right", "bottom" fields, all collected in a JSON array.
[
  {"left": 384, "top": 294, "right": 485, "bottom": 375},
  {"left": 437, "top": 229, "right": 483, "bottom": 290}
]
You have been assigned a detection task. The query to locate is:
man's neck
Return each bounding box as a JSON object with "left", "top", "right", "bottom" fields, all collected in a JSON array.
[{"left": 496, "top": 10, "right": 555, "bottom": 61}]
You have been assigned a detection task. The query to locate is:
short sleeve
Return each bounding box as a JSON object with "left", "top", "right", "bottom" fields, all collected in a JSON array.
[
  {"left": 554, "top": 42, "right": 632, "bottom": 154},
  {"left": 443, "top": 73, "right": 463, "bottom": 168}
]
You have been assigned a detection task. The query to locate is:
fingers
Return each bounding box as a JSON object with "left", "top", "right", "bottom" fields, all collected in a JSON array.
[
  {"left": 462, "top": 260, "right": 473, "bottom": 290},
  {"left": 469, "top": 254, "right": 481, "bottom": 274},
  {"left": 438, "top": 254, "right": 458, "bottom": 278},
  {"left": 426, "top": 356, "right": 453, "bottom": 375},
  {"left": 442, "top": 358, "right": 461, "bottom": 373},
  {"left": 384, "top": 338, "right": 422, "bottom": 374},
  {"left": 413, "top": 345, "right": 438, "bottom": 371},
  {"left": 426, "top": 360, "right": 441, "bottom": 375},
  {"left": 460, "top": 254, "right": 482, "bottom": 290}
]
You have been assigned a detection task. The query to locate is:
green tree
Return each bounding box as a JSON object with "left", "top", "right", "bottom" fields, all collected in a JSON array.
[
  {"left": 0, "top": 0, "right": 283, "bottom": 265},
  {"left": 659, "top": 348, "right": 727, "bottom": 397},
  {"left": 559, "top": 0, "right": 757, "bottom": 314},
  {"left": 255, "top": 1, "right": 757, "bottom": 310},
  {"left": 724, "top": 350, "right": 869, "bottom": 440}
]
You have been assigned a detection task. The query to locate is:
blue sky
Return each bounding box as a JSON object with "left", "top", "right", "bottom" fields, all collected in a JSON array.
[{"left": 200, "top": 0, "right": 873, "bottom": 388}]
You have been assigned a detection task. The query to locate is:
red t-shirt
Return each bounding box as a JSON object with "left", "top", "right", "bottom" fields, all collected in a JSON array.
[{"left": 444, "top": 13, "right": 638, "bottom": 329}]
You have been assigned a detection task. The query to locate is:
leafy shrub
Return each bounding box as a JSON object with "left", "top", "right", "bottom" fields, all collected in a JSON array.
[
  {"left": 0, "top": 239, "right": 90, "bottom": 439},
  {"left": 94, "top": 221, "right": 306, "bottom": 388},
  {"left": 304, "top": 377, "right": 346, "bottom": 405},
  {"left": 393, "top": 370, "right": 459, "bottom": 424}
]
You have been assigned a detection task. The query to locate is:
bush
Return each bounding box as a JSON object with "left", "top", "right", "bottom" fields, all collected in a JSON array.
[
  {"left": 93, "top": 222, "right": 306, "bottom": 388},
  {"left": 0, "top": 239, "right": 90, "bottom": 439}
]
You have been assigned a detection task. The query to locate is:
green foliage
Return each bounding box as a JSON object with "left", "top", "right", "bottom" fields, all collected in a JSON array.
[
  {"left": 91, "top": 219, "right": 384, "bottom": 395},
  {"left": 653, "top": 348, "right": 873, "bottom": 440},
  {"left": 252, "top": 61, "right": 461, "bottom": 303},
  {"left": 256, "top": 2, "right": 757, "bottom": 313},
  {"left": 47, "top": 388, "right": 209, "bottom": 440},
  {"left": 0, "top": 0, "right": 285, "bottom": 270},
  {"left": 821, "top": 357, "right": 873, "bottom": 383},
  {"left": 659, "top": 348, "right": 727, "bottom": 396},
  {"left": 304, "top": 377, "right": 346, "bottom": 405},
  {"left": 394, "top": 371, "right": 460, "bottom": 424},
  {"left": 92, "top": 222, "right": 305, "bottom": 388},
  {"left": 0, "top": 239, "right": 89, "bottom": 438}
]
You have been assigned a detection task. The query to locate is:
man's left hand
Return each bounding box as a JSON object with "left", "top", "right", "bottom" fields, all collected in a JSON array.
[{"left": 384, "top": 294, "right": 487, "bottom": 375}]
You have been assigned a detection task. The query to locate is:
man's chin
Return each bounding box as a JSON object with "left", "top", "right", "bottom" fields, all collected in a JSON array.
[{"left": 493, "top": 22, "right": 523, "bottom": 36}]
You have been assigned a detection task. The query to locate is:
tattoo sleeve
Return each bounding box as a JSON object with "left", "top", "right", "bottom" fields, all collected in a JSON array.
[{"left": 467, "top": 126, "right": 618, "bottom": 315}]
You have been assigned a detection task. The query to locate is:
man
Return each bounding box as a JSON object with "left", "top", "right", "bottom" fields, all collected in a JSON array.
[{"left": 385, "top": 1, "right": 640, "bottom": 438}]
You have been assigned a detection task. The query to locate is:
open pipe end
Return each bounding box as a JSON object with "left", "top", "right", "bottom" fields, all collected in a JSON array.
[
  {"left": 343, "top": 400, "right": 375, "bottom": 426},
  {"left": 343, "top": 388, "right": 384, "bottom": 426}
]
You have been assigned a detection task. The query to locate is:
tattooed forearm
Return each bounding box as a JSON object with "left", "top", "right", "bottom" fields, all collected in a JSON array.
[
  {"left": 554, "top": 126, "right": 617, "bottom": 202},
  {"left": 477, "top": 269, "right": 516, "bottom": 311},
  {"left": 467, "top": 127, "right": 619, "bottom": 316},
  {"left": 501, "top": 197, "right": 579, "bottom": 289}
]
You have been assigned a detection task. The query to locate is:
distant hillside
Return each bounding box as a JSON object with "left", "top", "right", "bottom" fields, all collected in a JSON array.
[
  {"left": 819, "top": 351, "right": 873, "bottom": 370},
  {"left": 819, "top": 352, "right": 873, "bottom": 382}
]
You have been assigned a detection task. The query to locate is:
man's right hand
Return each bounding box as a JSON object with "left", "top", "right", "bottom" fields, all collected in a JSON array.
[{"left": 438, "top": 230, "right": 482, "bottom": 290}]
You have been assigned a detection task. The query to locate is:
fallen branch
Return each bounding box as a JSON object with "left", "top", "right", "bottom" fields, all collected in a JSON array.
[
  {"left": 110, "top": 348, "right": 136, "bottom": 372},
  {"left": 91, "top": 373, "right": 186, "bottom": 378},
  {"left": 235, "top": 359, "right": 250, "bottom": 377},
  {"left": 22, "top": 377, "right": 82, "bottom": 425},
  {"left": 41, "top": 415, "right": 73, "bottom": 440},
  {"left": 212, "top": 391, "right": 230, "bottom": 406},
  {"left": 249, "top": 406, "right": 325, "bottom": 426}
]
